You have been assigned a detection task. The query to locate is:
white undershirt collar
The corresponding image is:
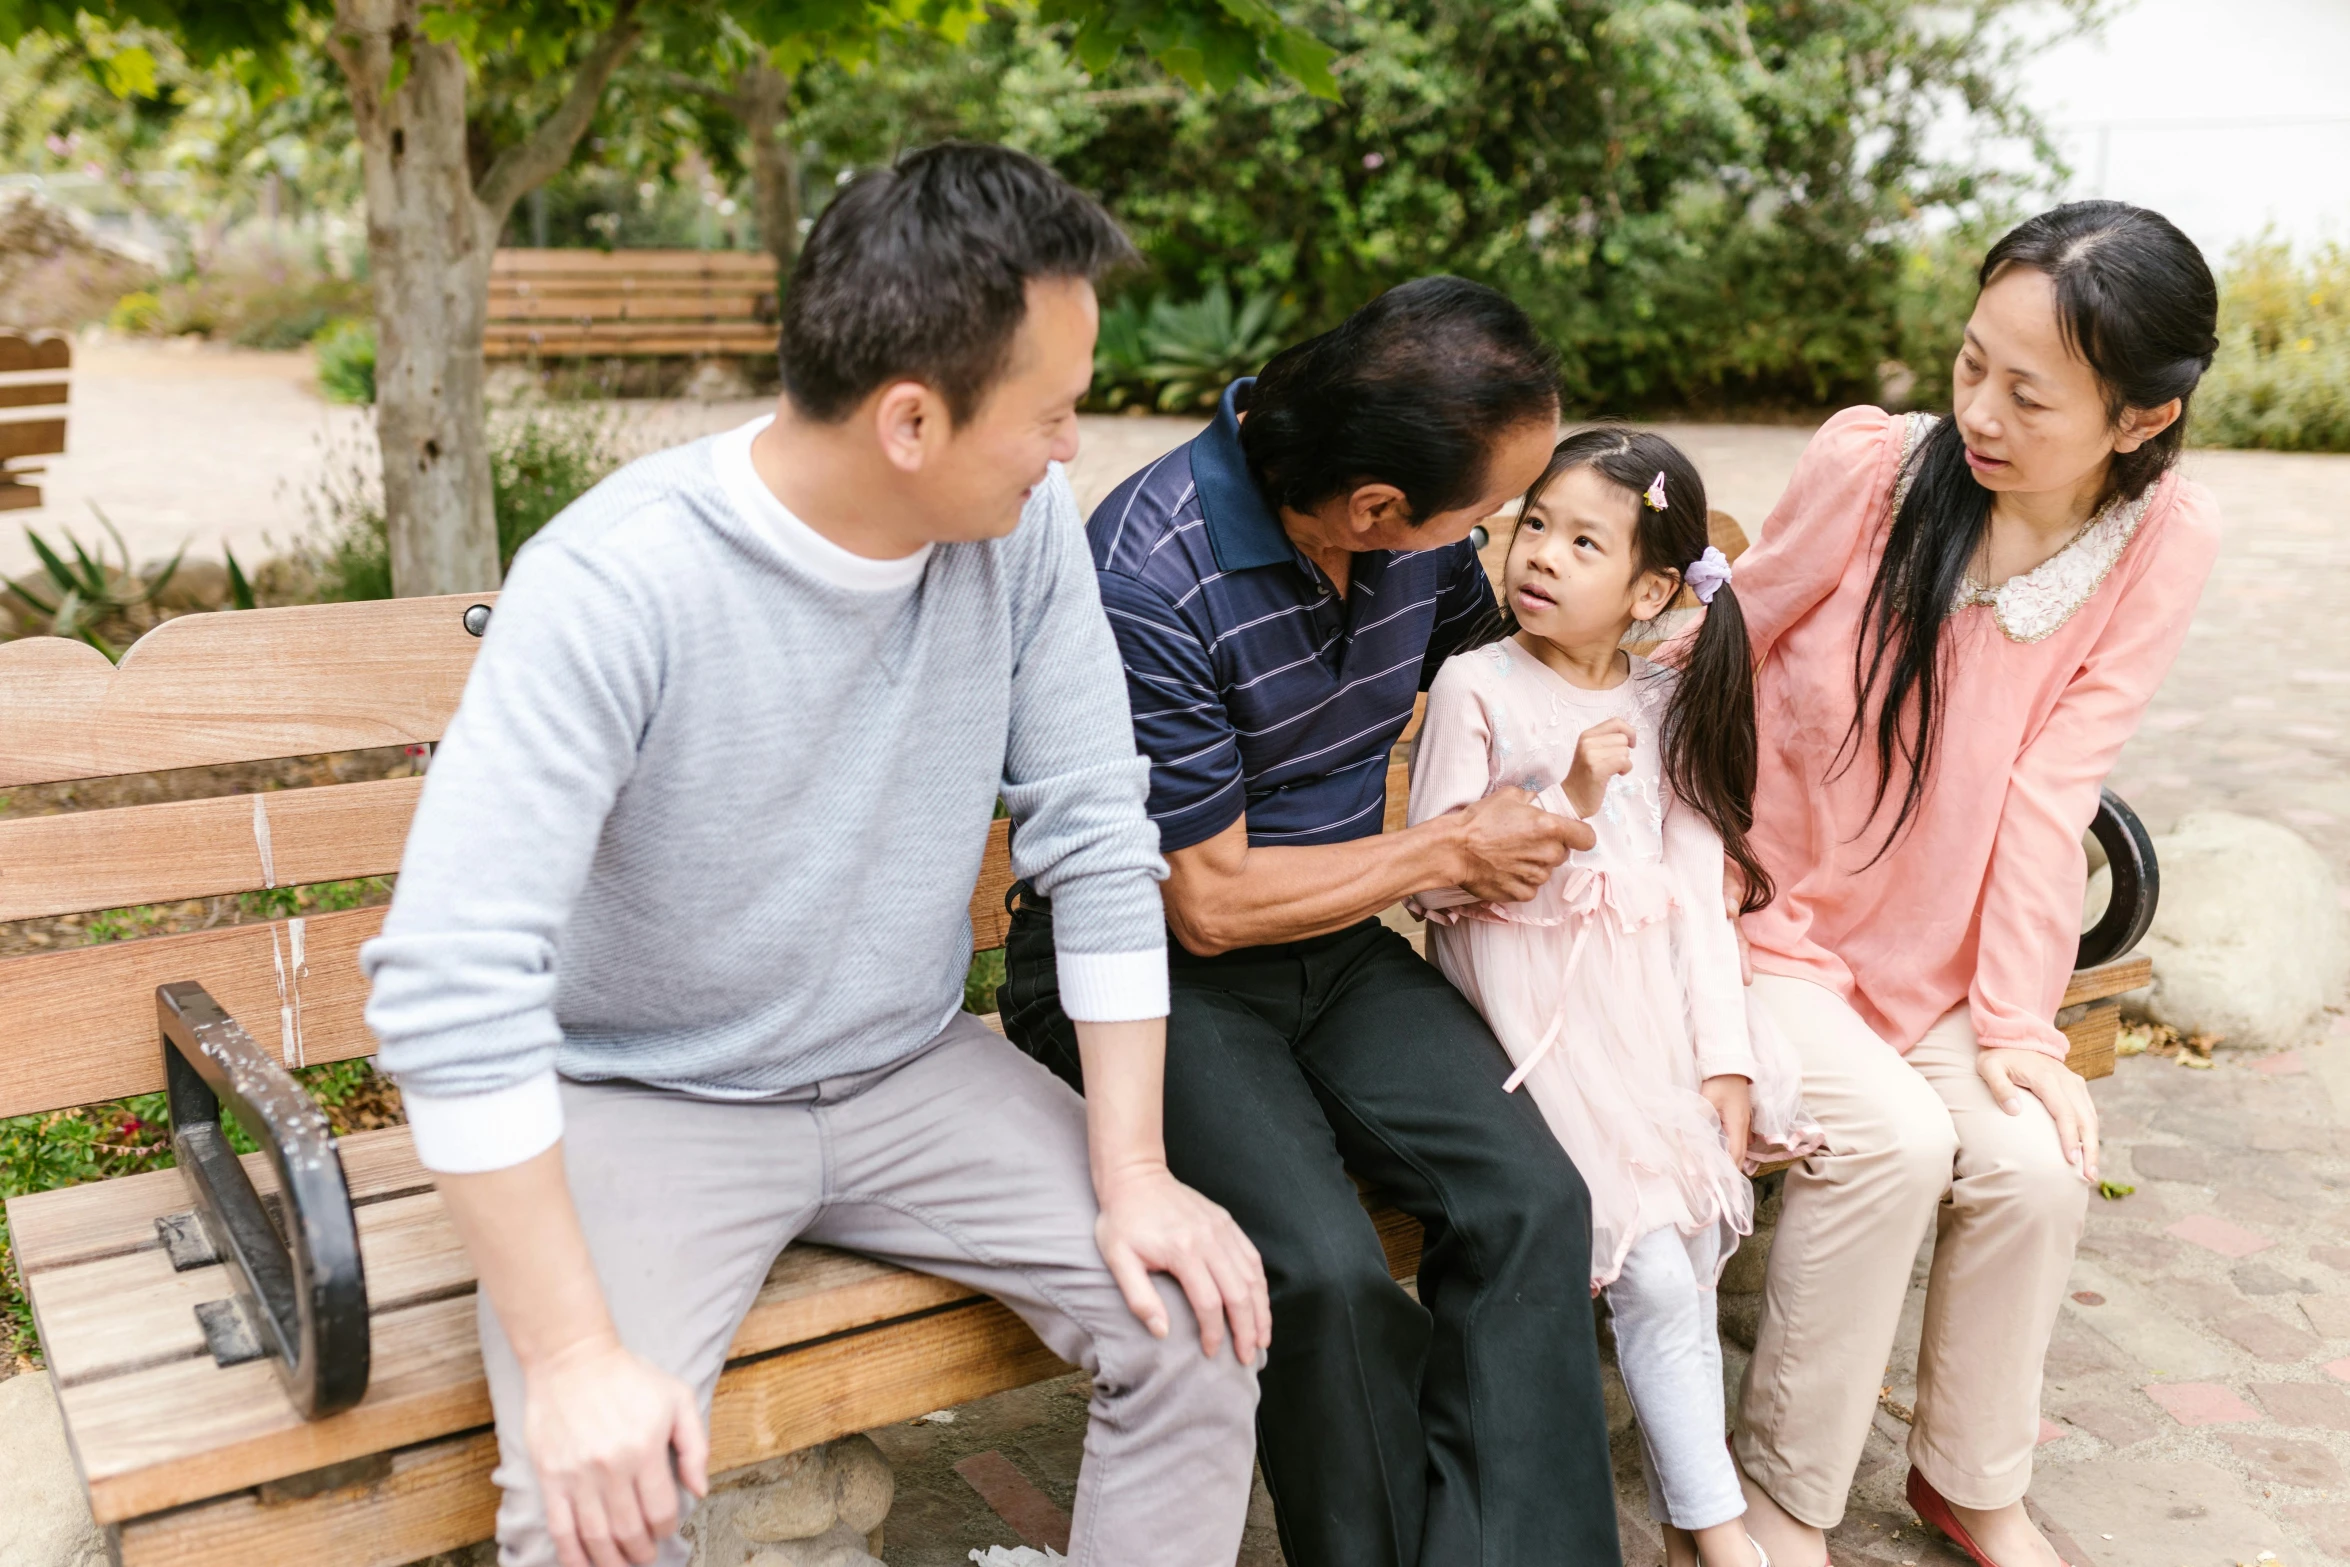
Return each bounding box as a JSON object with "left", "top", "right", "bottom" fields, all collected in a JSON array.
[{"left": 712, "top": 415, "right": 933, "bottom": 593}]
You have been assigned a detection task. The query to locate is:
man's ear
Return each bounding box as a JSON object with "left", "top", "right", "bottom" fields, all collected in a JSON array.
[
  {"left": 2113, "top": 397, "right": 2182, "bottom": 454},
  {"left": 1345, "top": 482, "right": 1412, "bottom": 538},
  {"left": 871, "top": 380, "right": 948, "bottom": 474},
  {"left": 1629, "top": 566, "right": 1681, "bottom": 625}
]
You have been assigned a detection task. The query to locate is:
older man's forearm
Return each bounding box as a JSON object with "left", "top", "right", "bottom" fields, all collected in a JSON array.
[{"left": 1159, "top": 814, "right": 1467, "bottom": 955}]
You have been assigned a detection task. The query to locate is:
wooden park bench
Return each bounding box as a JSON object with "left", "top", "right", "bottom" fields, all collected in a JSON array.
[
  {"left": 485, "top": 249, "right": 778, "bottom": 362},
  {"left": 0, "top": 513, "right": 2146, "bottom": 1564},
  {"left": 0, "top": 330, "right": 71, "bottom": 511}
]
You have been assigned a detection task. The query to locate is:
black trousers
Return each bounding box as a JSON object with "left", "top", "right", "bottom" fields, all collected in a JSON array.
[{"left": 1000, "top": 899, "right": 1621, "bottom": 1567}]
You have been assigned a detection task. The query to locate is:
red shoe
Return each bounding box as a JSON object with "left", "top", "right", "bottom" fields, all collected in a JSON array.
[{"left": 1904, "top": 1468, "right": 2071, "bottom": 1567}]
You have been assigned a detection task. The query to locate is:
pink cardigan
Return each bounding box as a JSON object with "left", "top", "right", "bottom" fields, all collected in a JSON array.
[{"left": 1737, "top": 407, "right": 2220, "bottom": 1059}]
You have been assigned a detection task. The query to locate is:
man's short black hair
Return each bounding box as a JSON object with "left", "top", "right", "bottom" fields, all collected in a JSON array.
[
  {"left": 1239, "top": 276, "right": 1560, "bottom": 524},
  {"left": 780, "top": 142, "right": 1138, "bottom": 424}
]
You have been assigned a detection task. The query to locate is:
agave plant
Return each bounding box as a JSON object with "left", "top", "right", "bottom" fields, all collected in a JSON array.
[
  {"left": 1140, "top": 284, "right": 1301, "bottom": 412},
  {"left": 6, "top": 506, "right": 183, "bottom": 661},
  {"left": 1089, "top": 293, "right": 1158, "bottom": 412}
]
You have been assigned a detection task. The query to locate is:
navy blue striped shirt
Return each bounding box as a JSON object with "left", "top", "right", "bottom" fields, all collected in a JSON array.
[{"left": 1088, "top": 379, "right": 1500, "bottom": 853}]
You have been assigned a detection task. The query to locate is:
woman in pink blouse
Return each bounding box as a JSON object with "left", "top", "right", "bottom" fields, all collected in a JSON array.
[{"left": 1726, "top": 203, "right": 2221, "bottom": 1567}]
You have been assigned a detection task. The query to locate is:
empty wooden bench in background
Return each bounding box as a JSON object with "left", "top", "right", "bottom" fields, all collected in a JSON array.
[
  {"left": 0, "top": 330, "right": 71, "bottom": 511},
  {"left": 1, "top": 503, "right": 2148, "bottom": 1562},
  {"left": 485, "top": 249, "right": 778, "bottom": 362}
]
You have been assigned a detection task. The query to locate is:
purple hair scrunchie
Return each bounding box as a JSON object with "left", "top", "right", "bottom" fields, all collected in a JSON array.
[{"left": 1685, "top": 545, "right": 1733, "bottom": 605}]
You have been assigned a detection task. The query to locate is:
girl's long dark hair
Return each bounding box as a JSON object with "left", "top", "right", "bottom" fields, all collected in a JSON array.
[
  {"left": 1844, "top": 201, "right": 2219, "bottom": 857},
  {"left": 1511, "top": 428, "right": 1772, "bottom": 912}
]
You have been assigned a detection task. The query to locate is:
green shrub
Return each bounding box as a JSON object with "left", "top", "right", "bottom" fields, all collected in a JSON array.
[
  {"left": 293, "top": 401, "right": 626, "bottom": 601},
  {"left": 2194, "top": 242, "right": 2350, "bottom": 452},
  {"left": 491, "top": 404, "right": 625, "bottom": 570},
  {"left": 314, "top": 316, "right": 377, "bottom": 405}
]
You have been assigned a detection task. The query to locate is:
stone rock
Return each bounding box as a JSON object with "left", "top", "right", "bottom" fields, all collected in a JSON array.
[
  {"left": 682, "top": 358, "right": 755, "bottom": 403},
  {"left": 743, "top": 1521, "right": 879, "bottom": 1567},
  {"left": 732, "top": 1448, "right": 838, "bottom": 1542},
  {"left": 691, "top": 1437, "right": 891, "bottom": 1566},
  {"left": 0, "top": 1373, "right": 106, "bottom": 1567},
  {"left": 827, "top": 1435, "right": 892, "bottom": 1536},
  {"left": 2134, "top": 812, "right": 2349, "bottom": 1050}
]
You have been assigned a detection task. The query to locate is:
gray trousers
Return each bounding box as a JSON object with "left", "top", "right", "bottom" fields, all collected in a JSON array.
[{"left": 477, "top": 1012, "right": 1262, "bottom": 1567}]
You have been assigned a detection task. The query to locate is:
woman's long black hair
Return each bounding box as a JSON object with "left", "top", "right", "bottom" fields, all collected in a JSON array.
[
  {"left": 1843, "top": 201, "right": 2219, "bottom": 858},
  {"left": 1511, "top": 428, "right": 1773, "bottom": 912}
]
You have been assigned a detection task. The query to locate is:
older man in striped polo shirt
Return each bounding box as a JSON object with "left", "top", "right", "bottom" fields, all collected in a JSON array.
[{"left": 1002, "top": 278, "right": 1622, "bottom": 1567}]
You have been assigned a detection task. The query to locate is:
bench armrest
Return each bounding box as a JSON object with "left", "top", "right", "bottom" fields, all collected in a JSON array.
[
  {"left": 160, "top": 981, "right": 371, "bottom": 1419},
  {"left": 2078, "top": 787, "right": 2158, "bottom": 972}
]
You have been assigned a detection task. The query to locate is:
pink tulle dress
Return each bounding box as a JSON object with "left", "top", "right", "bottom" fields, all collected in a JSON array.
[{"left": 1408, "top": 637, "right": 1821, "bottom": 1288}]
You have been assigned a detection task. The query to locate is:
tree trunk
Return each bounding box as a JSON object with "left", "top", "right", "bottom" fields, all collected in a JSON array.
[
  {"left": 331, "top": 0, "right": 500, "bottom": 597},
  {"left": 738, "top": 62, "right": 801, "bottom": 279},
  {"left": 327, "top": 0, "right": 641, "bottom": 597}
]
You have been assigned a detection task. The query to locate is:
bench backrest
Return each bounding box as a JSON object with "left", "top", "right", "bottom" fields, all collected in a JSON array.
[{"left": 486, "top": 249, "right": 778, "bottom": 359}]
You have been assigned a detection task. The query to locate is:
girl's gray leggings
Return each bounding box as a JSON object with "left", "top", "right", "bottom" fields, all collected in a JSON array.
[{"left": 1607, "top": 1226, "right": 1748, "bottom": 1531}]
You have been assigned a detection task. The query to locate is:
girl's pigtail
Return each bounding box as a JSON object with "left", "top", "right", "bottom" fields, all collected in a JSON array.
[{"left": 1662, "top": 578, "right": 1772, "bottom": 913}]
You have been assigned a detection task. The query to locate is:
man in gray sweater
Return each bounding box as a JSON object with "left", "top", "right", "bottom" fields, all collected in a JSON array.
[{"left": 362, "top": 144, "right": 1266, "bottom": 1567}]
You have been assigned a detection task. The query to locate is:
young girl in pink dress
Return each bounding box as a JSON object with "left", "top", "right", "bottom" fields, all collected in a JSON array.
[{"left": 1408, "top": 429, "right": 1819, "bottom": 1567}]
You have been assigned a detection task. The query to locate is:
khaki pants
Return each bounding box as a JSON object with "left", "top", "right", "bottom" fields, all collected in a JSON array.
[
  {"left": 1733, "top": 976, "right": 2090, "bottom": 1527},
  {"left": 476, "top": 1012, "right": 1261, "bottom": 1567}
]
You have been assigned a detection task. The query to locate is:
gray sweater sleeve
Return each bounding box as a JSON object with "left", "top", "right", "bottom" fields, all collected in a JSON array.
[
  {"left": 1000, "top": 468, "right": 1169, "bottom": 1020},
  {"left": 360, "top": 538, "right": 661, "bottom": 1152}
]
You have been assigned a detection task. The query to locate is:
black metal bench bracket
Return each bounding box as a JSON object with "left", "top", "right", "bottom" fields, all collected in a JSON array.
[
  {"left": 160, "top": 980, "right": 370, "bottom": 1418},
  {"left": 2078, "top": 788, "right": 2159, "bottom": 972}
]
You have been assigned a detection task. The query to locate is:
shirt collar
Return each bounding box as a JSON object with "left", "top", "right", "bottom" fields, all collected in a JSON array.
[{"left": 1189, "top": 377, "right": 1296, "bottom": 574}]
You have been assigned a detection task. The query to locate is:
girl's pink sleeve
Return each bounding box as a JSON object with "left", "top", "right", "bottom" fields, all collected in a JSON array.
[
  {"left": 1405, "top": 652, "right": 1501, "bottom": 913},
  {"left": 1407, "top": 653, "right": 1499, "bottom": 826},
  {"left": 1736, "top": 406, "right": 1905, "bottom": 665},
  {"left": 1970, "top": 487, "right": 2221, "bottom": 1057},
  {"left": 1662, "top": 796, "right": 1757, "bottom": 1082}
]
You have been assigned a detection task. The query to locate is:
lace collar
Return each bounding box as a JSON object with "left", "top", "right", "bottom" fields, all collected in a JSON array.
[{"left": 1890, "top": 413, "right": 2156, "bottom": 645}]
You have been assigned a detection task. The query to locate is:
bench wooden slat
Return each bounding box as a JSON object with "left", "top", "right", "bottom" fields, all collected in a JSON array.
[
  {"left": 0, "top": 416, "right": 65, "bottom": 460},
  {"left": 491, "top": 250, "right": 776, "bottom": 277},
  {"left": 0, "top": 333, "right": 69, "bottom": 371},
  {"left": 2063, "top": 954, "right": 2149, "bottom": 1008},
  {"left": 0, "top": 905, "right": 382, "bottom": 1118},
  {"left": 0, "top": 596, "right": 488, "bottom": 788},
  {"left": 9, "top": 1128, "right": 429, "bottom": 1275},
  {"left": 483, "top": 328, "right": 776, "bottom": 356},
  {"left": 0, "top": 775, "right": 420, "bottom": 922},
  {"left": 0, "top": 379, "right": 68, "bottom": 409},
  {"left": 114, "top": 1431, "right": 502, "bottom": 1567},
  {"left": 490, "top": 289, "right": 770, "bottom": 314}
]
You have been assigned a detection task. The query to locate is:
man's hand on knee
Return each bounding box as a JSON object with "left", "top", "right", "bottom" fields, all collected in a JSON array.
[
  {"left": 525, "top": 1338, "right": 710, "bottom": 1567},
  {"left": 1096, "top": 1166, "right": 1273, "bottom": 1366}
]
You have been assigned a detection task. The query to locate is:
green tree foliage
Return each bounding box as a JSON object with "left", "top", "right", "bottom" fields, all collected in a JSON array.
[
  {"left": 1055, "top": 0, "right": 2088, "bottom": 413},
  {"left": 786, "top": 1, "right": 2088, "bottom": 415},
  {"left": 2195, "top": 241, "right": 2350, "bottom": 453}
]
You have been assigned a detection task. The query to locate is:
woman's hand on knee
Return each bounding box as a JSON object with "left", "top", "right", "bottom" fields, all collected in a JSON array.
[{"left": 1977, "top": 1046, "right": 2100, "bottom": 1183}]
